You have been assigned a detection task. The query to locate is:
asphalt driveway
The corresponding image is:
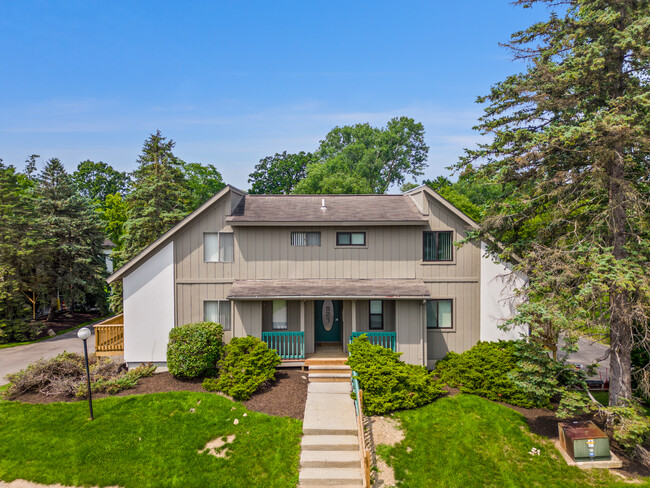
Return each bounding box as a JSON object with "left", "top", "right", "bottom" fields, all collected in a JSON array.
[{"left": 0, "top": 328, "right": 96, "bottom": 385}]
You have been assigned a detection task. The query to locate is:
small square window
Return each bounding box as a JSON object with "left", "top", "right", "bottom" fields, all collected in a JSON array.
[
  {"left": 426, "top": 299, "right": 453, "bottom": 329},
  {"left": 336, "top": 232, "right": 366, "bottom": 246}
]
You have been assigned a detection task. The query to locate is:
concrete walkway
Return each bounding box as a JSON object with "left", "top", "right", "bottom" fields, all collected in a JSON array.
[
  {"left": 299, "top": 367, "right": 363, "bottom": 487},
  {"left": 0, "top": 327, "right": 96, "bottom": 386}
]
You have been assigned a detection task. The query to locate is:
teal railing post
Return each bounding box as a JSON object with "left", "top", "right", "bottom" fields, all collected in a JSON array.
[
  {"left": 262, "top": 331, "right": 305, "bottom": 359},
  {"left": 349, "top": 331, "right": 396, "bottom": 352}
]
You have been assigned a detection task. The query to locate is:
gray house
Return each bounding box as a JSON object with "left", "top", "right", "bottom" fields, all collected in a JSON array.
[{"left": 106, "top": 185, "right": 525, "bottom": 368}]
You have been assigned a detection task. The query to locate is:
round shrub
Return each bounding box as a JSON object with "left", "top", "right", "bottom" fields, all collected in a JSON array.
[
  {"left": 167, "top": 322, "right": 224, "bottom": 378},
  {"left": 208, "top": 336, "right": 281, "bottom": 400},
  {"left": 434, "top": 340, "right": 533, "bottom": 407},
  {"left": 347, "top": 335, "right": 443, "bottom": 415}
]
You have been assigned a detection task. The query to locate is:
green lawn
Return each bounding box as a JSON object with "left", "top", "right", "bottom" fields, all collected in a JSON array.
[
  {"left": 378, "top": 394, "right": 650, "bottom": 488},
  {"left": 0, "top": 392, "right": 301, "bottom": 488}
]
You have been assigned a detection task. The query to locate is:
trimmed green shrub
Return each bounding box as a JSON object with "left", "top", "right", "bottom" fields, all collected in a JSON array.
[
  {"left": 347, "top": 335, "right": 443, "bottom": 415},
  {"left": 166, "top": 322, "right": 224, "bottom": 378},
  {"left": 434, "top": 340, "right": 534, "bottom": 407},
  {"left": 207, "top": 336, "right": 281, "bottom": 401}
]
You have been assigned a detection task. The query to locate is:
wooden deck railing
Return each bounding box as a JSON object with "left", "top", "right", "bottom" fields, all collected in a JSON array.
[
  {"left": 262, "top": 331, "right": 305, "bottom": 359},
  {"left": 94, "top": 314, "right": 124, "bottom": 357},
  {"left": 349, "top": 331, "right": 396, "bottom": 351}
]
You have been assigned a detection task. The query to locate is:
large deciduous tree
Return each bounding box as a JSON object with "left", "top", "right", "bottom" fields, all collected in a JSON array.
[
  {"left": 294, "top": 116, "right": 429, "bottom": 194},
  {"left": 181, "top": 161, "right": 226, "bottom": 211},
  {"left": 248, "top": 151, "right": 312, "bottom": 194},
  {"left": 458, "top": 0, "right": 650, "bottom": 405},
  {"left": 72, "top": 160, "right": 130, "bottom": 205}
]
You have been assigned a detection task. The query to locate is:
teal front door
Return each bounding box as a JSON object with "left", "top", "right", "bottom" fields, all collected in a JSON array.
[{"left": 315, "top": 300, "right": 342, "bottom": 343}]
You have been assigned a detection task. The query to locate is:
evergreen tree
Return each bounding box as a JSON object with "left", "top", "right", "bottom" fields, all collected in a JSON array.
[
  {"left": 457, "top": 0, "right": 650, "bottom": 405},
  {"left": 34, "top": 158, "right": 106, "bottom": 321},
  {"left": 120, "top": 131, "right": 190, "bottom": 263},
  {"left": 0, "top": 161, "right": 34, "bottom": 340}
]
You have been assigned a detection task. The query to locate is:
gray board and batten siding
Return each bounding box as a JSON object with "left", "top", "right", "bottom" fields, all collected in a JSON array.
[{"left": 170, "top": 187, "right": 481, "bottom": 365}]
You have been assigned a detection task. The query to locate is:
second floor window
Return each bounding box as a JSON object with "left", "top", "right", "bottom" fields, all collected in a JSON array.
[
  {"left": 291, "top": 232, "right": 321, "bottom": 246},
  {"left": 337, "top": 231, "right": 366, "bottom": 246},
  {"left": 204, "top": 232, "right": 234, "bottom": 262},
  {"left": 423, "top": 231, "right": 453, "bottom": 261}
]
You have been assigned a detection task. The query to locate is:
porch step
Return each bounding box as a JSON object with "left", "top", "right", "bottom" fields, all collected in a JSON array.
[
  {"left": 300, "top": 450, "right": 360, "bottom": 468},
  {"left": 301, "top": 435, "right": 359, "bottom": 451},
  {"left": 299, "top": 467, "right": 363, "bottom": 486},
  {"left": 309, "top": 374, "right": 351, "bottom": 383},
  {"left": 305, "top": 358, "right": 348, "bottom": 367}
]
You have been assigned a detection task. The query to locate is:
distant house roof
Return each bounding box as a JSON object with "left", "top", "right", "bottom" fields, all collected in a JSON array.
[
  {"left": 226, "top": 195, "right": 428, "bottom": 226},
  {"left": 227, "top": 279, "right": 431, "bottom": 299}
]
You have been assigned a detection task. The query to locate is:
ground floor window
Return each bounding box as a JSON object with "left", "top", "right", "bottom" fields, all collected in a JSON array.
[
  {"left": 272, "top": 300, "right": 288, "bottom": 330},
  {"left": 426, "top": 299, "right": 453, "bottom": 329},
  {"left": 204, "top": 300, "right": 231, "bottom": 330},
  {"left": 369, "top": 300, "right": 383, "bottom": 329}
]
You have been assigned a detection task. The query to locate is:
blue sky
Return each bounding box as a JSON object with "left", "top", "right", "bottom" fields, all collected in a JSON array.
[{"left": 0, "top": 1, "right": 548, "bottom": 190}]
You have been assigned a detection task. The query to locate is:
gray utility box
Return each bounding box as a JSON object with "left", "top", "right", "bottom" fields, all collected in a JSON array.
[{"left": 558, "top": 421, "right": 611, "bottom": 462}]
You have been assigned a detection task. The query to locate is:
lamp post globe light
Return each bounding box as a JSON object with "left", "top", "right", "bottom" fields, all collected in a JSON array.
[{"left": 77, "top": 327, "right": 94, "bottom": 420}]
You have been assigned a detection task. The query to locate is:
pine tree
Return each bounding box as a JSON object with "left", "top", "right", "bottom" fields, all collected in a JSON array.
[
  {"left": 458, "top": 0, "right": 650, "bottom": 405},
  {"left": 0, "top": 161, "right": 34, "bottom": 340},
  {"left": 33, "top": 158, "right": 106, "bottom": 321},
  {"left": 120, "top": 131, "right": 190, "bottom": 264}
]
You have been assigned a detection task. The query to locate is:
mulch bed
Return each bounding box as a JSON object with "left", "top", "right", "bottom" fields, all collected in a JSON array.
[{"left": 7, "top": 369, "right": 309, "bottom": 420}]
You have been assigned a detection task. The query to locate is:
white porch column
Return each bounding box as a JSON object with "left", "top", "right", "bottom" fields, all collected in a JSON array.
[
  {"left": 351, "top": 300, "right": 357, "bottom": 332},
  {"left": 300, "top": 300, "right": 305, "bottom": 332}
]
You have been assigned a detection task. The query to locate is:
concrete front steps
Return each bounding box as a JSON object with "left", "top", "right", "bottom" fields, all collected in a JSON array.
[
  {"left": 306, "top": 358, "right": 351, "bottom": 383},
  {"left": 299, "top": 380, "right": 363, "bottom": 487}
]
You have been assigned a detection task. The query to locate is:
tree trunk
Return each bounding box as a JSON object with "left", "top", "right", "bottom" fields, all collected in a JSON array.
[
  {"left": 46, "top": 294, "right": 57, "bottom": 322},
  {"left": 608, "top": 148, "right": 632, "bottom": 406}
]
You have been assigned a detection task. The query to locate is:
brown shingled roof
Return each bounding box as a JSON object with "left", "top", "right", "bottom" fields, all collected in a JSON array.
[
  {"left": 227, "top": 279, "right": 431, "bottom": 299},
  {"left": 226, "top": 195, "right": 427, "bottom": 225}
]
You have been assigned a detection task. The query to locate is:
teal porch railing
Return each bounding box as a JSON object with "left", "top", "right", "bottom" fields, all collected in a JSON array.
[
  {"left": 262, "top": 331, "right": 305, "bottom": 359},
  {"left": 349, "top": 331, "right": 397, "bottom": 351}
]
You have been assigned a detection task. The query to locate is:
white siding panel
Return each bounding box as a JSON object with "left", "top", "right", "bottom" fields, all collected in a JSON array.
[
  {"left": 479, "top": 241, "right": 528, "bottom": 341},
  {"left": 123, "top": 242, "right": 174, "bottom": 365}
]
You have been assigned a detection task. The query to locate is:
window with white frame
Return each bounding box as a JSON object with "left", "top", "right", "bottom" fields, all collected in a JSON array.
[
  {"left": 204, "top": 232, "right": 234, "bottom": 262},
  {"left": 204, "top": 300, "right": 231, "bottom": 330},
  {"left": 426, "top": 299, "right": 453, "bottom": 329},
  {"left": 291, "top": 231, "right": 321, "bottom": 246},
  {"left": 272, "top": 300, "right": 288, "bottom": 330}
]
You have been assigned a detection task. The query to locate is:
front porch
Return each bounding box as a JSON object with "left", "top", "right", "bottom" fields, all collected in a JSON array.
[{"left": 261, "top": 329, "right": 397, "bottom": 363}]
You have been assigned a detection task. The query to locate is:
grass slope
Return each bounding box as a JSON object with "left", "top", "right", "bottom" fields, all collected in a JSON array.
[
  {"left": 378, "top": 394, "right": 649, "bottom": 488},
  {"left": 0, "top": 392, "right": 301, "bottom": 488}
]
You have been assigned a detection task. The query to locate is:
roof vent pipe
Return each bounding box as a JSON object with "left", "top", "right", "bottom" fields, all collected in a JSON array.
[{"left": 321, "top": 198, "right": 326, "bottom": 210}]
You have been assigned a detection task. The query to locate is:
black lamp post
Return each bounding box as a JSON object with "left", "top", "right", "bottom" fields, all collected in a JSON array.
[{"left": 77, "top": 327, "right": 94, "bottom": 420}]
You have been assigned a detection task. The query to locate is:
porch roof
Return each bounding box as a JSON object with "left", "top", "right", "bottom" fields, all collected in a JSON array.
[{"left": 227, "top": 279, "right": 431, "bottom": 300}]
